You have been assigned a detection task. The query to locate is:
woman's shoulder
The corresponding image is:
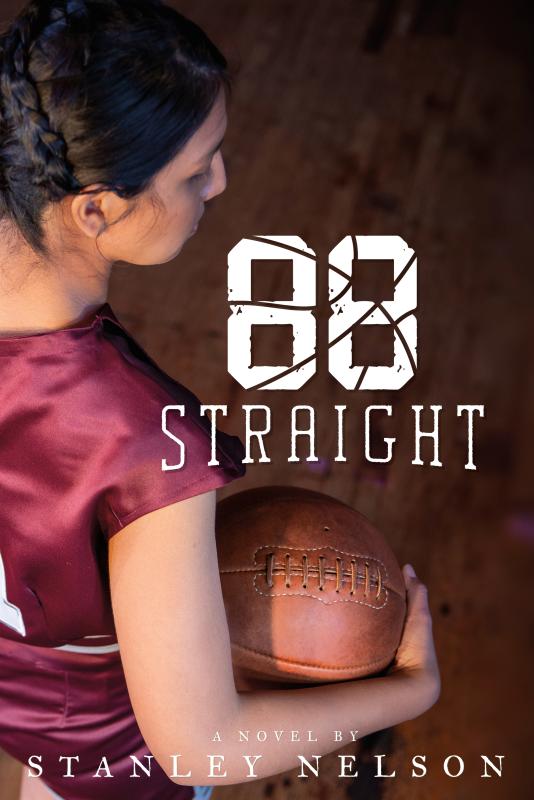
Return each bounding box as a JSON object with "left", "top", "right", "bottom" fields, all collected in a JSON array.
[
  {"left": 0, "top": 301, "right": 203, "bottom": 418},
  {"left": 80, "top": 304, "right": 204, "bottom": 420},
  {"left": 91, "top": 308, "right": 246, "bottom": 539}
]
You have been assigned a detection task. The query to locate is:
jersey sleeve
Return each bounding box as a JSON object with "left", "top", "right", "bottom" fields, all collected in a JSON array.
[{"left": 96, "top": 380, "right": 246, "bottom": 541}]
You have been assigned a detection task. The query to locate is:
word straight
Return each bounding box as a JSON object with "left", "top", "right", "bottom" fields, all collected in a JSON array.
[{"left": 162, "top": 404, "right": 485, "bottom": 472}]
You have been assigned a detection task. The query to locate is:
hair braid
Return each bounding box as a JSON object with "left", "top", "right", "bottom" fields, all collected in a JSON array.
[{"left": 0, "top": 2, "right": 84, "bottom": 198}]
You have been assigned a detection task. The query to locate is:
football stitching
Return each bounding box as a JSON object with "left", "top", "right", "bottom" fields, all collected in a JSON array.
[
  {"left": 252, "top": 581, "right": 389, "bottom": 609},
  {"left": 255, "top": 544, "right": 389, "bottom": 609}
]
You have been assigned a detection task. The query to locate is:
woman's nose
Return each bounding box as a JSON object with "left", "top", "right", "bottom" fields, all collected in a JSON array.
[{"left": 202, "top": 151, "right": 227, "bottom": 201}]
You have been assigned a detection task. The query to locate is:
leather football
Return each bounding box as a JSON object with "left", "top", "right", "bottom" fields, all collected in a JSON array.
[{"left": 216, "top": 486, "right": 407, "bottom": 691}]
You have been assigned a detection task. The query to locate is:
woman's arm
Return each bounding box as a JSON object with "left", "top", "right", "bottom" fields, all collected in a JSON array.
[
  {"left": 0, "top": 749, "right": 21, "bottom": 800},
  {"left": 108, "top": 491, "right": 440, "bottom": 786}
]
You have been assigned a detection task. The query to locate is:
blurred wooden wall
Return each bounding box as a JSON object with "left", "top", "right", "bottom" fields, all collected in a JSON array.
[{"left": 1, "top": 1, "right": 533, "bottom": 799}]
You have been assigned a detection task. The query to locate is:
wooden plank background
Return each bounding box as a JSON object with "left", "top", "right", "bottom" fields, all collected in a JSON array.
[{"left": 1, "top": 1, "right": 533, "bottom": 798}]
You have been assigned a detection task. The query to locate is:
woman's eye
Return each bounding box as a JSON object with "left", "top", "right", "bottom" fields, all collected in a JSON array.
[{"left": 189, "top": 166, "right": 211, "bottom": 183}]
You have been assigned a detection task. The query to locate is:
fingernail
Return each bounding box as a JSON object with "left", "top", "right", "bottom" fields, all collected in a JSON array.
[{"left": 404, "top": 563, "right": 416, "bottom": 577}]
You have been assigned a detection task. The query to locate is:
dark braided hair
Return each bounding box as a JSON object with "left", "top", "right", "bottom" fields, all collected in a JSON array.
[{"left": 0, "top": 0, "right": 230, "bottom": 256}]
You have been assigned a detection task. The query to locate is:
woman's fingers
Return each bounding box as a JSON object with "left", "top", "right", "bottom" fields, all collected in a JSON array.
[
  {"left": 386, "top": 564, "right": 441, "bottom": 707},
  {"left": 402, "top": 563, "right": 432, "bottom": 627},
  {"left": 395, "top": 564, "right": 438, "bottom": 671}
]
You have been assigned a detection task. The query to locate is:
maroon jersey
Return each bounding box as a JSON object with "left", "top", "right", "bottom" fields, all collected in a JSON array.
[
  {"left": 0, "top": 636, "right": 200, "bottom": 799},
  {"left": 0, "top": 302, "right": 245, "bottom": 799},
  {"left": 0, "top": 301, "right": 245, "bottom": 649}
]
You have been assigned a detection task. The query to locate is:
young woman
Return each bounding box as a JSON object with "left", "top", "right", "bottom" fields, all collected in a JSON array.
[{"left": 0, "top": 2, "right": 440, "bottom": 799}]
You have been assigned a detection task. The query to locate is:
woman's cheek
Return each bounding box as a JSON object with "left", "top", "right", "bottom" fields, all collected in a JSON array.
[
  {"left": 155, "top": 201, "right": 186, "bottom": 241},
  {"left": 142, "top": 205, "right": 189, "bottom": 261},
  {"left": 182, "top": 201, "right": 202, "bottom": 238}
]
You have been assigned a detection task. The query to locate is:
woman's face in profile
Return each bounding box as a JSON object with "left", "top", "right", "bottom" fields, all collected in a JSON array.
[{"left": 90, "top": 87, "right": 228, "bottom": 266}]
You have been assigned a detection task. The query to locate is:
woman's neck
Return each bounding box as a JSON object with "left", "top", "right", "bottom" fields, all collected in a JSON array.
[{"left": 0, "top": 236, "right": 111, "bottom": 337}]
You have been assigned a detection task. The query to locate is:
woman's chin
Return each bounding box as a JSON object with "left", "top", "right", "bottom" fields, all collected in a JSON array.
[
  {"left": 163, "top": 240, "right": 188, "bottom": 262},
  {"left": 125, "top": 241, "right": 187, "bottom": 265}
]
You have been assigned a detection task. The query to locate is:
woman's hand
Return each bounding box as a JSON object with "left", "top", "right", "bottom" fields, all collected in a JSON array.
[{"left": 387, "top": 563, "right": 441, "bottom": 713}]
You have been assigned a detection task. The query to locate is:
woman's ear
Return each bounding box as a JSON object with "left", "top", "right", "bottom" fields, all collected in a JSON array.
[{"left": 68, "top": 186, "right": 130, "bottom": 240}]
